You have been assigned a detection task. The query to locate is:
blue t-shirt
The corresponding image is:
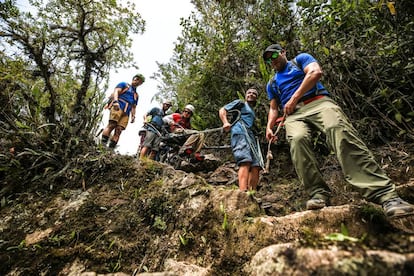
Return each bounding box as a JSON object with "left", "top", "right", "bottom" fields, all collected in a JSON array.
[
  {"left": 223, "top": 100, "right": 256, "bottom": 136},
  {"left": 146, "top": 107, "right": 166, "bottom": 131},
  {"left": 266, "top": 53, "right": 329, "bottom": 108},
  {"left": 115, "top": 82, "right": 138, "bottom": 115}
]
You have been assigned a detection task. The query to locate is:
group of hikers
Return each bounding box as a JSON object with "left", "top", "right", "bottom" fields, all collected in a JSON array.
[
  {"left": 138, "top": 102, "right": 206, "bottom": 163},
  {"left": 101, "top": 43, "right": 414, "bottom": 220}
]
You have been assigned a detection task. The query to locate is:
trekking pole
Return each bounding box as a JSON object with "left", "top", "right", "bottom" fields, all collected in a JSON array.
[
  {"left": 95, "top": 128, "right": 104, "bottom": 137},
  {"left": 264, "top": 114, "right": 286, "bottom": 174}
]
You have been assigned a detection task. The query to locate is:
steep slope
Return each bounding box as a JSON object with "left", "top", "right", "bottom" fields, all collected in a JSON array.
[{"left": 0, "top": 142, "right": 413, "bottom": 275}]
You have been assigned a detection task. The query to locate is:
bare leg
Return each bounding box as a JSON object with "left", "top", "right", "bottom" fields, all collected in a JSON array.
[
  {"left": 140, "top": 146, "right": 150, "bottom": 159},
  {"left": 111, "top": 126, "right": 124, "bottom": 143},
  {"left": 238, "top": 163, "right": 251, "bottom": 191},
  {"left": 248, "top": 167, "right": 260, "bottom": 190},
  {"left": 102, "top": 121, "right": 117, "bottom": 143}
]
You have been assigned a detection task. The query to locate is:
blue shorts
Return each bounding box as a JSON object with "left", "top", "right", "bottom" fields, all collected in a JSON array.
[{"left": 231, "top": 134, "right": 260, "bottom": 167}]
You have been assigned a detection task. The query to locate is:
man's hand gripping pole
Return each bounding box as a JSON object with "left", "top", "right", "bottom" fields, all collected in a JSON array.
[{"left": 264, "top": 114, "right": 286, "bottom": 174}]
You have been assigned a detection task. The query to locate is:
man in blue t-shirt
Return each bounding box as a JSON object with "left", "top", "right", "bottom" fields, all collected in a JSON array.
[
  {"left": 101, "top": 74, "right": 145, "bottom": 149},
  {"left": 139, "top": 100, "right": 172, "bottom": 160},
  {"left": 263, "top": 43, "right": 413, "bottom": 218},
  {"left": 219, "top": 88, "right": 263, "bottom": 191}
]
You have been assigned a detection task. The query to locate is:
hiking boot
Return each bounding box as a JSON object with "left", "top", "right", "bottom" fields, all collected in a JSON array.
[
  {"left": 306, "top": 197, "right": 326, "bottom": 210},
  {"left": 179, "top": 148, "right": 193, "bottom": 157},
  {"left": 382, "top": 197, "right": 414, "bottom": 218},
  {"left": 108, "top": 140, "right": 117, "bottom": 149},
  {"left": 101, "top": 135, "right": 109, "bottom": 146},
  {"left": 190, "top": 152, "right": 205, "bottom": 163}
]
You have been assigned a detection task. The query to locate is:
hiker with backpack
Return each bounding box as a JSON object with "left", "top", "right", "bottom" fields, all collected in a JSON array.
[
  {"left": 101, "top": 74, "right": 145, "bottom": 149},
  {"left": 219, "top": 88, "right": 263, "bottom": 191},
  {"left": 139, "top": 100, "right": 172, "bottom": 160},
  {"left": 263, "top": 43, "right": 414, "bottom": 218}
]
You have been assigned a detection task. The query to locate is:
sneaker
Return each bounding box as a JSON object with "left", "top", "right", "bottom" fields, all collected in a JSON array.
[
  {"left": 382, "top": 197, "right": 414, "bottom": 218},
  {"left": 306, "top": 198, "right": 326, "bottom": 210},
  {"left": 194, "top": 152, "right": 205, "bottom": 161},
  {"left": 178, "top": 148, "right": 191, "bottom": 157},
  {"left": 189, "top": 152, "right": 205, "bottom": 163}
]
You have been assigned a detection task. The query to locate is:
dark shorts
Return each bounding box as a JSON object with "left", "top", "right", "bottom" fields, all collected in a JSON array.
[
  {"left": 231, "top": 134, "right": 260, "bottom": 167},
  {"left": 142, "top": 130, "right": 161, "bottom": 152}
]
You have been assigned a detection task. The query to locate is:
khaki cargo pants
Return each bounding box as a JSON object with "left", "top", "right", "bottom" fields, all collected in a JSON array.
[{"left": 284, "top": 97, "right": 397, "bottom": 204}]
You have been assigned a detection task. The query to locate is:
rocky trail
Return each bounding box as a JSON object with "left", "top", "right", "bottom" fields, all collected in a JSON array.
[{"left": 1, "top": 141, "right": 414, "bottom": 275}]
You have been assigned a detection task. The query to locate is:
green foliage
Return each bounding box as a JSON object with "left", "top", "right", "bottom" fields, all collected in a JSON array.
[
  {"left": 325, "top": 223, "right": 366, "bottom": 243},
  {"left": 179, "top": 228, "right": 194, "bottom": 247},
  {"left": 220, "top": 201, "right": 229, "bottom": 231},
  {"left": 107, "top": 252, "right": 122, "bottom": 273},
  {"left": 296, "top": 0, "right": 414, "bottom": 141},
  {"left": 0, "top": 0, "right": 145, "bottom": 191},
  {"left": 155, "top": 0, "right": 298, "bottom": 129},
  {"left": 153, "top": 216, "right": 167, "bottom": 231},
  {"left": 155, "top": 0, "right": 414, "bottom": 143}
]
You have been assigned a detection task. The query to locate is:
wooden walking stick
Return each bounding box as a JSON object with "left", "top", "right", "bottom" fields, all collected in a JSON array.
[{"left": 264, "top": 114, "right": 286, "bottom": 174}]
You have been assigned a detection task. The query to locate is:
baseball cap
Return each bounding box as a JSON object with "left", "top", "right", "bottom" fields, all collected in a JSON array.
[{"left": 263, "top": 44, "right": 283, "bottom": 59}]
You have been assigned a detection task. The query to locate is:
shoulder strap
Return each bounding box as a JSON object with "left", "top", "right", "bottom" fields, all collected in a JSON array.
[
  {"left": 290, "top": 58, "right": 303, "bottom": 71},
  {"left": 119, "top": 84, "right": 130, "bottom": 95}
]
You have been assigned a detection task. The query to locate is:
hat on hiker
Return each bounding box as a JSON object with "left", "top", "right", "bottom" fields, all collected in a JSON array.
[
  {"left": 184, "top": 104, "right": 195, "bottom": 114},
  {"left": 163, "top": 100, "right": 172, "bottom": 106},
  {"left": 263, "top": 44, "right": 283, "bottom": 59},
  {"left": 133, "top": 73, "right": 145, "bottom": 82}
]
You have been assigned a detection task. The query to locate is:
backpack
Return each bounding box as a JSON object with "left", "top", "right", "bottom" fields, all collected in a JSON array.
[{"left": 103, "top": 84, "right": 130, "bottom": 109}]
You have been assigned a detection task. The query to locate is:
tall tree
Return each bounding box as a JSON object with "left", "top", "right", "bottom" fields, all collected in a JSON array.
[
  {"left": 296, "top": 0, "right": 414, "bottom": 141},
  {"left": 0, "top": 0, "right": 145, "bottom": 187},
  {"left": 155, "top": 0, "right": 298, "bottom": 129},
  {"left": 156, "top": 0, "right": 414, "bottom": 142}
]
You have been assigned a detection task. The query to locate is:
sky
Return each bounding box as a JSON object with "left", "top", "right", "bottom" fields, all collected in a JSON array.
[{"left": 102, "top": 0, "right": 195, "bottom": 155}]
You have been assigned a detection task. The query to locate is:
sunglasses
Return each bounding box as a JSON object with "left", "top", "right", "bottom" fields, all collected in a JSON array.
[
  {"left": 265, "top": 52, "right": 280, "bottom": 64},
  {"left": 183, "top": 109, "right": 192, "bottom": 114}
]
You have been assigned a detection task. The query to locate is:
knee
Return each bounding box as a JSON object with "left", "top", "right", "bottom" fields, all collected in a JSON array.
[
  {"left": 105, "top": 121, "right": 117, "bottom": 130},
  {"left": 114, "top": 127, "right": 123, "bottom": 136},
  {"left": 287, "top": 129, "right": 310, "bottom": 145}
]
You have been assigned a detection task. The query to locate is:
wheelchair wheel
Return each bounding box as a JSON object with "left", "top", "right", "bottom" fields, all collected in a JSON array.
[{"left": 168, "top": 155, "right": 182, "bottom": 169}]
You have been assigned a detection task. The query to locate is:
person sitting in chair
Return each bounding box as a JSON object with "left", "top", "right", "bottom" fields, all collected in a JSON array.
[{"left": 163, "top": 104, "right": 205, "bottom": 162}]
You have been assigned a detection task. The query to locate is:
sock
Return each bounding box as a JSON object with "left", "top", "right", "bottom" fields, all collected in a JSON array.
[
  {"left": 101, "top": 135, "right": 109, "bottom": 145},
  {"left": 108, "top": 140, "right": 117, "bottom": 148}
]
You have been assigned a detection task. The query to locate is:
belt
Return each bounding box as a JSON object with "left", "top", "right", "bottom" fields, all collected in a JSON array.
[
  {"left": 303, "top": 94, "right": 325, "bottom": 104},
  {"left": 296, "top": 95, "right": 326, "bottom": 108}
]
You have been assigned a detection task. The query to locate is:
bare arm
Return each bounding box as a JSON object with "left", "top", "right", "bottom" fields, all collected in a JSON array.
[
  {"left": 219, "top": 107, "right": 231, "bottom": 132},
  {"left": 112, "top": 87, "right": 122, "bottom": 102},
  {"left": 266, "top": 99, "right": 280, "bottom": 141},
  {"left": 130, "top": 105, "right": 136, "bottom": 123},
  {"left": 284, "top": 61, "right": 322, "bottom": 114}
]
